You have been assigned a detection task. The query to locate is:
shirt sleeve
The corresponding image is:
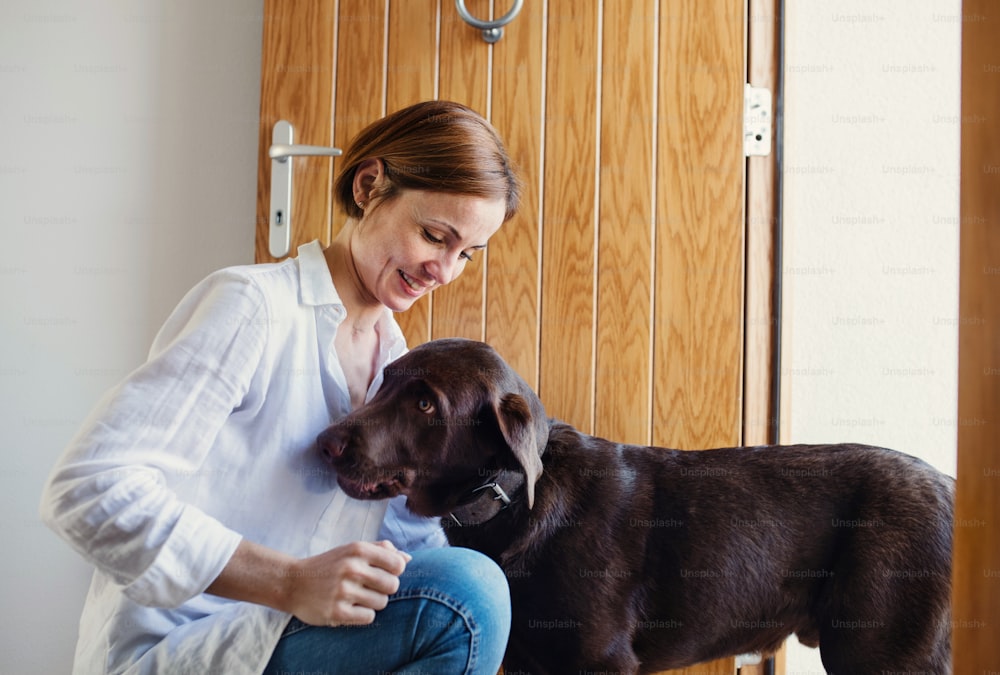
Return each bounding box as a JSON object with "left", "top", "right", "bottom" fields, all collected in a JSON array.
[{"left": 39, "top": 270, "right": 268, "bottom": 608}]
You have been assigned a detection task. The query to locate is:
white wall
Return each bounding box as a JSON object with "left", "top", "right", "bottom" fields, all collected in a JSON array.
[
  {"left": 0, "top": 1, "right": 263, "bottom": 671},
  {"left": 781, "top": 2, "right": 960, "bottom": 672}
]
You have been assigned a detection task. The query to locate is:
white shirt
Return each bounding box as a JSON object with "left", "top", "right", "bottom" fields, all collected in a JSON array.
[{"left": 40, "top": 241, "right": 445, "bottom": 675}]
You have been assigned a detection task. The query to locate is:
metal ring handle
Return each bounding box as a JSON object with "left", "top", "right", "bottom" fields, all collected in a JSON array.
[{"left": 455, "top": 0, "right": 524, "bottom": 43}]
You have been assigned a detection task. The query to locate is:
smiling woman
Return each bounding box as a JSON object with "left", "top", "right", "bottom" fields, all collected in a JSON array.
[
  {"left": 330, "top": 172, "right": 507, "bottom": 313},
  {"left": 39, "top": 100, "right": 521, "bottom": 675},
  {"left": 325, "top": 101, "right": 520, "bottom": 320}
]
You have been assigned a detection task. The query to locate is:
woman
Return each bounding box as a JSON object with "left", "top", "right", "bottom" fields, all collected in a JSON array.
[{"left": 40, "top": 100, "right": 520, "bottom": 674}]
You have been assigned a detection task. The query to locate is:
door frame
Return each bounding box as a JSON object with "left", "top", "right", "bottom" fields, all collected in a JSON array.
[{"left": 953, "top": 3, "right": 1000, "bottom": 671}]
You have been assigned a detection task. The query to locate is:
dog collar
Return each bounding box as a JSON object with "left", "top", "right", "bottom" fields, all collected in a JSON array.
[{"left": 446, "top": 470, "right": 524, "bottom": 528}]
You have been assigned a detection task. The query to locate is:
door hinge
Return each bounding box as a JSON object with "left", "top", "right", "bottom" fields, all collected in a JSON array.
[{"left": 744, "top": 83, "right": 772, "bottom": 157}]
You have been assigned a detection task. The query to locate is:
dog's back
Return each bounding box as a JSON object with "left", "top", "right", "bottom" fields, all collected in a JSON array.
[{"left": 451, "top": 428, "right": 953, "bottom": 674}]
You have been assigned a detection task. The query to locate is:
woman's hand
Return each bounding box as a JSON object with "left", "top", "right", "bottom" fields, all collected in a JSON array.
[
  {"left": 206, "top": 539, "right": 411, "bottom": 627},
  {"left": 284, "top": 540, "right": 412, "bottom": 626}
]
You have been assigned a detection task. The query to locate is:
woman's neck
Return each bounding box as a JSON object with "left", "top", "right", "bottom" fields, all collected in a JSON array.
[{"left": 324, "top": 225, "right": 382, "bottom": 335}]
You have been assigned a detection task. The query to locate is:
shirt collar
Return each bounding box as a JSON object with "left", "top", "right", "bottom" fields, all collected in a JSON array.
[
  {"left": 296, "top": 240, "right": 341, "bottom": 308},
  {"left": 296, "top": 239, "right": 409, "bottom": 377}
]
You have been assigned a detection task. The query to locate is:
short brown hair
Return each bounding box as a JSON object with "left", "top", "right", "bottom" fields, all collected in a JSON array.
[{"left": 334, "top": 100, "right": 520, "bottom": 222}]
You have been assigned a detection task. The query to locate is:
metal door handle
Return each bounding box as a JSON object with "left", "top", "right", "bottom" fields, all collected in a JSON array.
[
  {"left": 268, "top": 120, "right": 342, "bottom": 258},
  {"left": 269, "top": 143, "right": 342, "bottom": 162}
]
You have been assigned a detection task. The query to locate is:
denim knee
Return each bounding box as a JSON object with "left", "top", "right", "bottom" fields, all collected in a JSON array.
[
  {"left": 405, "top": 547, "right": 510, "bottom": 622},
  {"left": 263, "top": 548, "right": 512, "bottom": 675},
  {"left": 399, "top": 546, "right": 512, "bottom": 669}
]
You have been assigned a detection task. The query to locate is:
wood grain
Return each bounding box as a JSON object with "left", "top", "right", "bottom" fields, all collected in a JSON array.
[
  {"left": 487, "top": 0, "right": 545, "bottom": 388},
  {"left": 653, "top": 0, "right": 744, "bottom": 452},
  {"left": 953, "top": 2, "right": 1000, "bottom": 672},
  {"left": 332, "top": 0, "right": 388, "bottom": 235},
  {"left": 431, "top": 0, "right": 492, "bottom": 342},
  {"left": 539, "top": 0, "right": 600, "bottom": 433},
  {"left": 595, "top": 0, "right": 656, "bottom": 445},
  {"left": 255, "top": 0, "right": 337, "bottom": 262},
  {"left": 386, "top": 0, "right": 439, "bottom": 109}
]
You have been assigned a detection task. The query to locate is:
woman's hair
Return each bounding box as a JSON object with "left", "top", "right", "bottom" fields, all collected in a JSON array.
[{"left": 334, "top": 100, "right": 521, "bottom": 222}]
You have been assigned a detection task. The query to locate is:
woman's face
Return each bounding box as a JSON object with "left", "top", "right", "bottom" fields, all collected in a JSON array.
[{"left": 352, "top": 188, "right": 507, "bottom": 313}]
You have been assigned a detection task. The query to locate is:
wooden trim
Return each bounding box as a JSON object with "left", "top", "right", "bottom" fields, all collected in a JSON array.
[
  {"left": 953, "top": 3, "right": 1000, "bottom": 672},
  {"left": 743, "top": 0, "right": 780, "bottom": 448},
  {"left": 742, "top": 1, "right": 785, "bottom": 673}
]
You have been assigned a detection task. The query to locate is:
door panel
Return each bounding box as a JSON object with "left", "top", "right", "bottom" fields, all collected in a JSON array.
[
  {"left": 255, "top": 2, "right": 748, "bottom": 672},
  {"left": 539, "top": 0, "right": 600, "bottom": 432},
  {"left": 386, "top": 0, "right": 438, "bottom": 109},
  {"left": 596, "top": 0, "right": 656, "bottom": 444},
  {"left": 654, "top": 0, "right": 745, "bottom": 451},
  {"left": 331, "top": 0, "right": 387, "bottom": 198}
]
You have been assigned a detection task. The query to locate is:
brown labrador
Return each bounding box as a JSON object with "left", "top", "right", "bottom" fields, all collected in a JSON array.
[{"left": 317, "top": 338, "right": 953, "bottom": 675}]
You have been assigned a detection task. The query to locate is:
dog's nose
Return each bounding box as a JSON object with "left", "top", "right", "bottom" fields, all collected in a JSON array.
[{"left": 317, "top": 426, "right": 347, "bottom": 460}]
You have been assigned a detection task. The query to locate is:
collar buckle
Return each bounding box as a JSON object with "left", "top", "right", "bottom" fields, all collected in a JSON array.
[
  {"left": 472, "top": 481, "right": 512, "bottom": 506},
  {"left": 446, "top": 473, "right": 517, "bottom": 528}
]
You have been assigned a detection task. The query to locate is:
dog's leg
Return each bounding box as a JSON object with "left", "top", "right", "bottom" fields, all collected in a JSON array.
[{"left": 818, "top": 530, "right": 952, "bottom": 673}]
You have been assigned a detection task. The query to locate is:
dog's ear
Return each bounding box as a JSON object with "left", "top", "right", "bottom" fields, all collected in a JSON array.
[{"left": 494, "top": 393, "right": 544, "bottom": 508}]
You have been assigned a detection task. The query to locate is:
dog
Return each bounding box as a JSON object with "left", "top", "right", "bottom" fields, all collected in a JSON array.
[{"left": 318, "top": 338, "right": 953, "bottom": 674}]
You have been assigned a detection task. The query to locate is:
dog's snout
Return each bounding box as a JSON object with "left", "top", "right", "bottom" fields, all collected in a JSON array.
[{"left": 317, "top": 425, "right": 348, "bottom": 461}]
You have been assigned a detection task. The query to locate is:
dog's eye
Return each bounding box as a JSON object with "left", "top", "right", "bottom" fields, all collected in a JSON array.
[{"left": 417, "top": 399, "right": 435, "bottom": 414}]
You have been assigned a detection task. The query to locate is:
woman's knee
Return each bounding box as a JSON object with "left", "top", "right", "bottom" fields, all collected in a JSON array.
[
  {"left": 402, "top": 547, "right": 511, "bottom": 638},
  {"left": 387, "top": 547, "right": 510, "bottom": 672}
]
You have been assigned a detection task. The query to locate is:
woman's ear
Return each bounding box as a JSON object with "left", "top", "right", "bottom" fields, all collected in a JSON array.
[{"left": 353, "top": 157, "right": 385, "bottom": 207}]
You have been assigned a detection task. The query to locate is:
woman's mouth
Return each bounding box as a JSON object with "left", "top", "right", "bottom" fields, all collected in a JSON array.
[{"left": 399, "top": 270, "right": 430, "bottom": 296}]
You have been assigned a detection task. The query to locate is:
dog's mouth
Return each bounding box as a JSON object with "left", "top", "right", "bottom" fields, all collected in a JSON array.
[{"left": 336, "top": 470, "right": 409, "bottom": 500}]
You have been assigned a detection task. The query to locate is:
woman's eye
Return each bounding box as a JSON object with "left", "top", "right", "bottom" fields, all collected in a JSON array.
[
  {"left": 417, "top": 399, "right": 435, "bottom": 414},
  {"left": 421, "top": 229, "right": 443, "bottom": 245},
  {"left": 422, "top": 227, "right": 475, "bottom": 262}
]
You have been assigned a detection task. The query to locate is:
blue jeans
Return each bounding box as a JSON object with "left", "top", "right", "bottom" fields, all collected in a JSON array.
[{"left": 263, "top": 547, "right": 511, "bottom": 675}]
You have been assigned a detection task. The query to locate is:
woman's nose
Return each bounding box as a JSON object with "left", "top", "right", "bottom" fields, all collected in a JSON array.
[{"left": 425, "top": 251, "right": 466, "bottom": 287}]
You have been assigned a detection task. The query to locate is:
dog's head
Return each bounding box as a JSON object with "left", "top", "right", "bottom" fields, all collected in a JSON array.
[{"left": 317, "top": 338, "right": 547, "bottom": 517}]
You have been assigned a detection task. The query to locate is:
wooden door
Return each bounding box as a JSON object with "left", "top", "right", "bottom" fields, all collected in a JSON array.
[{"left": 255, "top": 2, "right": 748, "bottom": 674}]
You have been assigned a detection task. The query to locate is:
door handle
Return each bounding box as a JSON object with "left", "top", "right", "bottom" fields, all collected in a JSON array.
[
  {"left": 455, "top": 0, "right": 524, "bottom": 43},
  {"left": 268, "top": 120, "right": 342, "bottom": 258}
]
